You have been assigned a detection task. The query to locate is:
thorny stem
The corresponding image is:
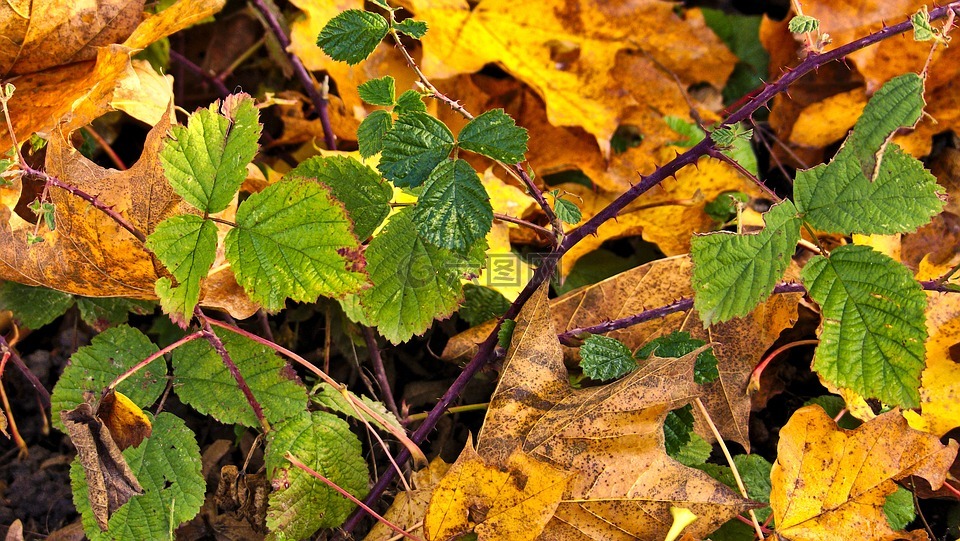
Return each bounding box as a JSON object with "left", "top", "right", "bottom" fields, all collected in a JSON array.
[
  {"left": 108, "top": 331, "right": 204, "bottom": 391},
  {"left": 707, "top": 147, "right": 780, "bottom": 202},
  {"left": 249, "top": 0, "right": 337, "bottom": 150},
  {"left": 196, "top": 307, "right": 270, "bottom": 433},
  {"left": 286, "top": 452, "right": 426, "bottom": 541},
  {"left": 363, "top": 327, "right": 401, "bottom": 419}
]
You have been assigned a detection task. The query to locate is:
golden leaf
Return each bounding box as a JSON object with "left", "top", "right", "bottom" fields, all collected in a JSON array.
[{"left": 96, "top": 390, "right": 152, "bottom": 451}]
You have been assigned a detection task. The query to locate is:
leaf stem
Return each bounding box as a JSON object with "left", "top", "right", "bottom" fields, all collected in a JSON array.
[
  {"left": 706, "top": 147, "right": 780, "bottom": 202},
  {"left": 196, "top": 308, "right": 270, "bottom": 433},
  {"left": 747, "top": 339, "right": 819, "bottom": 395},
  {"left": 107, "top": 331, "right": 204, "bottom": 391},
  {"left": 404, "top": 402, "right": 489, "bottom": 423},
  {"left": 285, "top": 452, "right": 426, "bottom": 541},
  {"left": 248, "top": 0, "right": 337, "bottom": 150},
  {"left": 80, "top": 126, "right": 127, "bottom": 170}
]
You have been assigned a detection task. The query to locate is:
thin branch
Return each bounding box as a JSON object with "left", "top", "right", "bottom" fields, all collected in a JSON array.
[
  {"left": 169, "top": 49, "right": 231, "bottom": 97},
  {"left": 108, "top": 331, "right": 204, "bottom": 391},
  {"left": 706, "top": 146, "right": 780, "bottom": 202},
  {"left": 493, "top": 212, "right": 554, "bottom": 240},
  {"left": 81, "top": 126, "right": 127, "bottom": 170},
  {"left": 248, "top": 0, "right": 337, "bottom": 150},
  {"left": 362, "top": 327, "right": 400, "bottom": 419},
  {"left": 0, "top": 334, "right": 50, "bottom": 408}
]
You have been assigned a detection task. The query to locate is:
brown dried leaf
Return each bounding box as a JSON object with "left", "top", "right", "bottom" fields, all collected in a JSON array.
[{"left": 61, "top": 401, "right": 143, "bottom": 531}]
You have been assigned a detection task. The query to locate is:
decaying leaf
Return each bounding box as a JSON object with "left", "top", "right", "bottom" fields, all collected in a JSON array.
[
  {"left": 364, "top": 458, "right": 450, "bottom": 541},
  {"left": 61, "top": 401, "right": 144, "bottom": 531},
  {"left": 903, "top": 290, "right": 960, "bottom": 436},
  {"left": 428, "top": 284, "right": 754, "bottom": 540},
  {"left": 771, "top": 405, "right": 958, "bottom": 541},
  {"left": 215, "top": 465, "right": 270, "bottom": 532},
  {"left": 444, "top": 256, "right": 801, "bottom": 450},
  {"left": 96, "top": 389, "right": 152, "bottom": 451}
]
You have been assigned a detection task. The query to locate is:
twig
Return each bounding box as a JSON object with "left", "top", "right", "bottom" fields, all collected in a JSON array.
[
  {"left": 0, "top": 350, "right": 28, "bottom": 457},
  {"left": 169, "top": 49, "right": 231, "bottom": 97},
  {"left": 558, "top": 298, "right": 694, "bottom": 346},
  {"left": 285, "top": 452, "right": 425, "bottom": 541},
  {"left": 493, "top": 213, "right": 554, "bottom": 240},
  {"left": 80, "top": 126, "right": 127, "bottom": 170},
  {"left": 362, "top": 327, "right": 400, "bottom": 419},
  {"left": 747, "top": 339, "right": 819, "bottom": 395},
  {"left": 248, "top": 0, "right": 337, "bottom": 150},
  {"left": 0, "top": 334, "right": 50, "bottom": 408},
  {"left": 706, "top": 147, "right": 780, "bottom": 202}
]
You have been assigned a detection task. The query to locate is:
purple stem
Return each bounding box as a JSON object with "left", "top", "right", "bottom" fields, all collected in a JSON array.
[
  {"left": 169, "top": 49, "right": 231, "bottom": 97},
  {"left": 249, "top": 0, "right": 337, "bottom": 150},
  {"left": 362, "top": 327, "right": 400, "bottom": 419},
  {"left": 0, "top": 334, "right": 51, "bottom": 408}
]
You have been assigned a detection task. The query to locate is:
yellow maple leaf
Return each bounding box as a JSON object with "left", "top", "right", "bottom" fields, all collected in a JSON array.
[{"left": 770, "top": 405, "right": 958, "bottom": 541}]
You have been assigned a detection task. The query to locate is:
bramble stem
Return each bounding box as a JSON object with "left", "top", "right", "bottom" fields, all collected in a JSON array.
[
  {"left": 170, "top": 49, "right": 231, "bottom": 97},
  {"left": 108, "top": 331, "right": 204, "bottom": 391},
  {"left": 363, "top": 327, "right": 400, "bottom": 419}
]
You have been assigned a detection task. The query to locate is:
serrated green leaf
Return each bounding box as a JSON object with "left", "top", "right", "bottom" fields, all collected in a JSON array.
[
  {"left": 357, "top": 109, "right": 393, "bottom": 158},
  {"left": 553, "top": 197, "right": 581, "bottom": 225},
  {"left": 663, "top": 405, "right": 694, "bottom": 456},
  {"left": 358, "top": 209, "right": 472, "bottom": 343},
  {"left": 701, "top": 453, "right": 773, "bottom": 540},
  {"left": 665, "top": 116, "right": 757, "bottom": 174},
  {"left": 394, "top": 90, "right": 427, "bottom": 114},
  {"left": 412, "top": 159, "right": 493, "bottom": 252},
  {"left": 883, "top": 486, "right": 915, "bottom": 530},
  {"left": 265, "top": 411, "right": 369, "bottom": 537},
  {"left": 76, "top": 298, "right": 155, "bottom": 332},
  {"left": 912, "top": 7, "right": 940, "bottom": 42},
  {"left": 379, "top": 112, "right": 453, "bottom": 187},
  {"left": 579, "top": 335, "right": 636, "bottom": 381},
  {"left": 145, "top": 214, "right": 218, "bottom": 325},
  {"left": 458, "top": 109, "right": 529, "bottom": 163},
  {"left": 160, "top": 94, "right": 260, "bottom": 214},
  {"left": 498, "top": 318, "right": 516, "bottom": 348},
  {"left": 0, "top": 282, "right": 74, "bottom": 328},
  {"left": 801, "top": 245, "right": 926, "bottom": 407},
  {"left": 710, "top": 124, "right": 752, "bottom": 148},
  {"left": 788, "top": 15, "right": 819, "bottom": 33},
  {"left": 394, "top": 18, "right": 428, "bottom": 39},
  {"left": 672, "top": 433, "right": 712, "bottom": 467},
  {"left": 71, "top": 412, "right": 204, "bottom": 540},
  {"left": 51, "top": 326, "right": 164, "bottom": 433},
  {"left": 285, "top": 155, "right": 392, "bottom": 239},
  {"left": 460, "top": 284, "right": 511, "bottom": 326},
  {"left": 171, "top": 328, "right": 306, "bottom": 427},
  {"left": 635, "top": 331, "right": 720, "bottom": 383},
  {"left": 357, "top": 76, "right": 396, "bottom": 106},
  {"left": 316, "top": 9, "right": 389, "bottom": 65},
  {"left": 225, "top": 179, "right": 367, "bottom": 312},
  {"left": 692, "top": 200, "right": 801, "bottom": 326},
  {"left": 795, "top": 74, "right": 943, "bottom": 234},
  {"left": 311, "top": 383, "right": 402, "bottom": 432}
]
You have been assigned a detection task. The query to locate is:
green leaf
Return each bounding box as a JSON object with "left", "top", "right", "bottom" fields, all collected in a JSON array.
[
  {"left": 804, "top": 395, "right": 861, "bottom": 429},
  {"left": 394, "top": 90, "right": 427, "bottom": 114},
  {"left": 498, "top": 318, "right": 517, "bottom": 349},
  {"left": 0, "top": 282, "right": 74, "bottom": 328},
  {"left": 635, "top": 332, "right": 720, "bottom": 384},
  {"left": 51, "top": 326, "right": 164, "bottom": 433},
  {"left": 788, "top": 15, "right": 819, "bottom": 33},
  {"left": 145, "top": 214, "right": 218, "bottom": 325},
  {"left": 160, "top": 94, "right": 261, "bottom": 214},
  {"left": 459, "top": 284, "right": 511, "bottom": 326},
  {"left": 357, "top": 209, "right": 472, "bottom": 343},
  {"left": 580, "top": 335, "right": 637, "bottom": 381},
  {"left": 457, "top": 109, "right": 528, "bottom": 163},
  {"left": 265, "top": 411, "right": 369, "bottom": 537},
  {"left": 379, "top": 112, "right": 453, "bottom": 187},
  {"left": 883, "top": 486, "right": 916, "bottom": 530},
  {"left": 71, "top": 412, "right": 204, "bottom": 540},
  {"left": 663, "top": 405, "right": 694, "bottom": 456},
  {"left": 316, "top": 9, "right": 389, "bottom": 65},
  {"left": 76, "top": 298, "right": 155, "bottom": 331},
  {"left": 311, "top": 383, "right": 402, "bottom": 432},
  {"left": 710, "top": 124, "right": 752, "bottom": 149},
  {"left": 394, "top": 18, "right": 428, "bottom": 39},
  {"left": 357, "top": 76, "right": 395, "bottom": 106},
  {"left": 553, "top": 196, "right": 582, "bottom": 225},
  {"left": 412, "top": 159, "right": 493, "bottom": 252},
  {"left": 795, "top": 74, "right": 943, "bottom": 234},
  {"left": 801, "top": 245, "right": 927, "bottom": 407},
  {"left": 225, "top": 179, "right": 367, "bottom": 312},
  {"left": 665, "top": 116, "right": 757, "bottom": 174},
  {"left": 691, "top": 200, "right": 801, "bottom": 326},
  {"left": 704, "top": 191, "right": 749, "bottom": 223},
  {"left": 171, "top": 328, "right": 306, "bottom": 427},
  {"left": 701, "top": 454, "right": 774, "bottom": 540},
  {"left": 357, "top": 109, "right": 393, "bottom": 158},
  {"left": 671, "top": 433, "right": 712, "bottom": 467},
  {"left": 285, "top": 155, "right": 392, "bottom": 239}
]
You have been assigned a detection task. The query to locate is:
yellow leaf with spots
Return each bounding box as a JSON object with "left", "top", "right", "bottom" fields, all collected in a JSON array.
[
  {"left": 903, "top": 291, "right": 960, "bottom": 436},
  {"left": 771, "top": 405, "right": 958, "bottom": 541}
]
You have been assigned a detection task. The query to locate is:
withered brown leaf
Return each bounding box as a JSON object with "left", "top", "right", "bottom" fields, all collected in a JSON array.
[{"left": 61, "top": 401, "right": 143, "bottom": 531}]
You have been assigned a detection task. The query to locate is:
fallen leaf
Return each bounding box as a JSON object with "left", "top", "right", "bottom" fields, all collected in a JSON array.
[
  {"left": 770, "top": 405, "right": 958, "bottom": 541},
  {"left": 364, "top": 458, "right": 450, "bottom": 541},
  {"left": 96, "top": 389, "right": 152, "bottom": 451},
  {"left": 902, "top": 291, "right": 960, "bottom": 437},
  {"left": 429, "top": 284, "right": 754, "bottom": 540},
  {"left": 215, "top": 465, "right": 270, "bottom": 532},
  {"left": 444, "top": 255, "right": 800, "bottom": 450},
  {"left": 61, "top": 399, "right": 144, "bottom": 531}
]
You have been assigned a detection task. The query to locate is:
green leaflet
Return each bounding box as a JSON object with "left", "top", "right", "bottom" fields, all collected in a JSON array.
[
  {"left": 579, "top": 335, "right": 636, "bottom": 382},
  {"left": 394, "top": 18, "right": 428, "bottom": 39},
  {"left": 548, "top": 191, "right": 582, "bottom": 225},
  {"left": 357, "top": 109, "right": 393, "bottom": 158},
  {"left": 701, "top": 455, "right": 773, "bottom": 541},
  {"left": 357, "top": 209, "right": 475, "bottom": 343},
  {"left": 75, "top": 298, "right": 154, "bottom": 332},
  {"left": 664, "top": 116, "right": 758, "bottom": 174},
  {"left": 379, "top": 111, "right": 453, "bottom": 187},
  {"left": 884, "top": 486, "right": 916, "bottom": 530},
  {"left": 0, "top": 282, "right": 74, "bottom": 328},
  {"left": 317, "top": 9, "right": 388, "bottom": 66},
  {"left": 265, "top": 411, "right": 369, "bottom": 538},
  {"left": 691, "top": 200, "right": 801, "bottom": 326},
  {"left": 357, "top": 76, "right": 396, "bottom": 106},
  {"left": 459, "top": 284, "right": 511, "bottom": 326},
  {"left": 788, "top": 15, "right": 819, "bottom": 33},
  {"left": 171, "top": 328, "right": 306, "bottom": 427},
  {"left": 160, "top": 94, "right": 260, "bottom": 214},
  {"left": 801, "top": 245, "right": 927, "bottom": 407},
  {"left": 224, "top": 179, "right": 367, "bottom": 312},
  {"left": 71, "top": 413, "right": 204, "bottom": 540},
  {"left": 395, "top": 90, "right": 427, "bottom": 114},
  {"left": 51, "top": 326, "right": 165, "bottom": 432},
  {"left": 663, "top": 405, "right": 694, "bottom": 456},
  {"left": 636, "top": 331, "right": 719, "bottom": 384},
  {"left": 145, "top": 214, "right": 218, "bottom": 325},
  {"left": 671, "top": 433, "right": 712, "bottom": 467},
  {"left": 286, "top": 155, "right": 393, "bottom": 239},
  {"left": 412, "top": 159, "right": 493, "bottom": 252},
  {"left": 795, "top": 74, "right": 943, "bottom": 234},
  {"left": 311, "top": 383, "right": 403, "bottom": 432},
  {"left": 458, "top": 109, "right": 529, "bottom": 163}
]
